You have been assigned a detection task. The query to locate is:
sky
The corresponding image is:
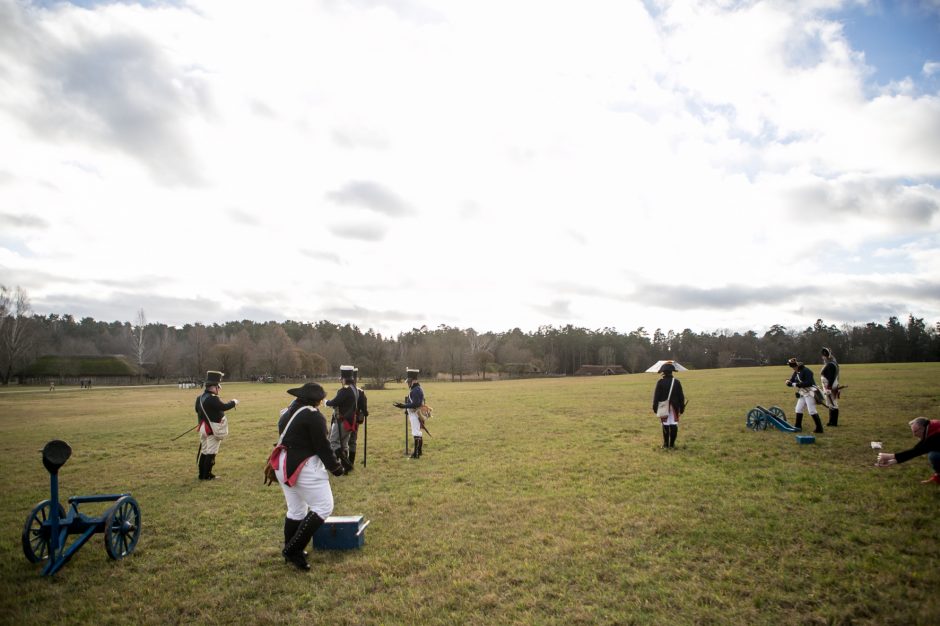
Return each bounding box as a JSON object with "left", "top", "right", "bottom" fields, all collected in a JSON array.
[{"left": 1, "top": 0, "right": 939, "bottom": 337}]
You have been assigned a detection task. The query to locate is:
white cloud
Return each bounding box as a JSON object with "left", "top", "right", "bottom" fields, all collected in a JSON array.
[{"left": 0, "top": 0, "right": 938, "bottom": 335}]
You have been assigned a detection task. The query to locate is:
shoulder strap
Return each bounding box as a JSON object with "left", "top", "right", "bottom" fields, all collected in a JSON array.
[
  {"left": 666, "top": 378, "right": 675, "bottom": 401},
  {"left": 198, "top": 394, "right": 210, "bottom": 424},
  {"left": 278, "top": 406, "right": 312, "bottom": 445}
]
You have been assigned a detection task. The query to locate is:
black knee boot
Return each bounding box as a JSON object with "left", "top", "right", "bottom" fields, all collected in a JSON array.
[
  {"left": 282, "top": 511, "right": 326, "bottom": 571},
  {"left": 198, "top": 454, "right": 211, "bottom": 480},
  {"left": 794, "top": 412, "right": 803, "bottom": 431},
  {"left": 417, "top": 437, "right": 423, "bottom": 457},
  {"left": 669, "top": 425, "right": 678, "bottom": 448},
  {"left": 348, "top": 449, "right": 356, "bottom": 465},
  {"left": 812, "top": 414, "right": 824, "bottom": 434},
  {"left": 662, "top": 425, "right": 670, "bottom": 448},
  {"left": 827, "top": 409, "right": 839, "bottom": 427},
  {"left": 283, "top": 518, "right": 307, "bottom": 560},
  {"left": 207, "top": 454, "right": 218, "bottom": 479},
  {"left": 410, "top": 437, "right": 420, "bottom": 459}
]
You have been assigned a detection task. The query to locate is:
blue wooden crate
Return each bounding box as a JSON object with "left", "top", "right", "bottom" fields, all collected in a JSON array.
[
  {"left": 796, "top": 435, "right": 815, "bottom": 444},
  {"left": 312, "top": 515, "right": 370, "bottom": 550}
]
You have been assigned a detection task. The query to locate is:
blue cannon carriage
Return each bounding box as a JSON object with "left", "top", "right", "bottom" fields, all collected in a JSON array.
[
  {"left": 745, "top": 405, "right": 800, "bottom": 432},
  {"left": 21, "top": 440, "right": 142, "bottom": 576}
]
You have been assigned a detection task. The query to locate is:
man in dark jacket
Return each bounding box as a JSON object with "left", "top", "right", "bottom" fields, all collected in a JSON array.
[
  {"left": 652, "top": 361, "right": 685, "bottom": 448},
  {"left": 195, "top": 370, "right": 238, "bottom": 480},
  {"left": 785, "top": 358, "right": 824, "bottom": 433},
  {"left": 820, "top": 347, "right": 842, "bottom": 427},
  {"left": 346, "top": 367, "right": 368, "bottom": 466},
  {"left": 875, "top": 417, "right": 940, "bottom": 484},
  {"left": 326, "top": 365, "right": 359, "bottom": 472},
  {"left": 394, "top": 368, "right": 426, "bottom": 459}
]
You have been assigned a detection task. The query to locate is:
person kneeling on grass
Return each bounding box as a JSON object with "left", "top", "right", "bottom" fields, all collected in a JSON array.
[{"left": 875, "top": 417, "right": 940, "bottom": 485}]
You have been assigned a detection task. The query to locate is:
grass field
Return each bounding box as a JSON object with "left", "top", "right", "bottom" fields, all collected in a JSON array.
[{"left": 1, "top": 363, "right": 938, "bottom": 625}]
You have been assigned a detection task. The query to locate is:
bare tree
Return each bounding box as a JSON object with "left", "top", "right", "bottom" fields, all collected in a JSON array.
[
  {"left": 0, "top": 286, "right": 35, "bottom": 384},
  {"left": 149, "top": 327, "right": 181, "bottom": 384},
  {"left": 186, "top": 324, "right": 212, "bottom": 378},
  {"left": 132, "top": 309, "right": 147, "bottom": 367},
  {"left": 256, "top": 325, "right": 299, "bottom": 378}
]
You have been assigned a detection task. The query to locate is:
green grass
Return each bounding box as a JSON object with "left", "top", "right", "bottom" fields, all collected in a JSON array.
[{"left": 1, "top": 364, "right": 938, "bottom": 625}]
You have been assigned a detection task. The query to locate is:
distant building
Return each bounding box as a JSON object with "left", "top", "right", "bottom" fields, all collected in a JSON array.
[
  {"left": 19, "top": 355, "right": 143, "bottom": 386},
  {"left": 573, "top": 364, "right": 628, "bottom": 376}
]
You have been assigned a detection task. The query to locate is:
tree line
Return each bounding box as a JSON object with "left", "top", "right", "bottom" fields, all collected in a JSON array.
[{"left": 1, "top": 285, "right": 938, "bottom": 386}]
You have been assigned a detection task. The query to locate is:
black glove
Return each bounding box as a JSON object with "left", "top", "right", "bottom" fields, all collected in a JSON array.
[
  {"left": 331, "top": 465, "right": 345, "bottom": 477},
  {"left": 393, "top": 402, "right": 405, "bottom": 409}
]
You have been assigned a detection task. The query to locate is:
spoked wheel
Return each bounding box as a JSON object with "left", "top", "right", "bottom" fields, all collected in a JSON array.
[
  {"left": 746, "top": 408, "right": 766, "bottom": 431},
  {"left": 103, "top": 496, "right": 141, "bottom": 560},
  {"left": 769, "top": 406, "right": 786, "bottom": 422},
  {"left": 22, "top": 500, "right": 66, "bottom": 563}
]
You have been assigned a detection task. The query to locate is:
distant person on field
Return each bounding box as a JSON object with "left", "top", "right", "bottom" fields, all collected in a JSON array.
[
  {"left": 271, "top": 382, "right": 345, "bottom": 570},
  {"left": 820, "top": 347, "right": 842, "bottom": 427},
  {"left": 326, "top": 365, "right": 359, "bottom": 473},
  {"left": 652, "top": 361, "right": 685, "bottom": 449},
  {"left": 346, "top": 367, "right": 368, "bottom": 466},
  {"left": 785, "top": 358, "right": 824, "bottom": 434},
  {"left": 394, "top": 368, "right": 426, "bottom": 459},
  {"left": 875, "top": 417, "right": 940, "bottom": 485},
  {"left": 195, "top": 370, "right": 238, "bottom": 481}
]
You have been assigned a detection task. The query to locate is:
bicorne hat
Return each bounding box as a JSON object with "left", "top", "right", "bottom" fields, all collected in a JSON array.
[
  {"left": 287, "top": 382, "right": 327, "bottom": 404},
  {"left": 658, "top": 361, "right": 677, "bottom": 373},
  {"left": 204, "top": 371, "right": 224, "bottom": 387},
  {"left": 787, "top": 358, "right": 800, "bottom": 368}
]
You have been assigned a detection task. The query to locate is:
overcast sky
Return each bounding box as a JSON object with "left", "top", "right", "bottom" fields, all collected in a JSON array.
[{"left": 1, "top": 0, "right": 939, "bottom": 337}]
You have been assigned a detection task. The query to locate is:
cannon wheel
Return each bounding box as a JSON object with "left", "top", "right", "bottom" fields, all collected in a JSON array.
[
  {"left": 22, "top": 499, "right": 66, "bottom": 563},
  {"left": 769, "top": 406, "right": 786, "bottom": 422},
  {"left": 746, "top": 408, "right": 768, "bottom": 431},
  {"left": 104, "top": 496, "right": 141, "bottom": 560}
]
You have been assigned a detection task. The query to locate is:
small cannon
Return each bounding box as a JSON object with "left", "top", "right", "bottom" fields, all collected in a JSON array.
[
  {"left": 745, "top": 405, "right": 799, "bottom": 432},
  {"left": 21, "top": 440, "right": 142, "bottom": 576}
]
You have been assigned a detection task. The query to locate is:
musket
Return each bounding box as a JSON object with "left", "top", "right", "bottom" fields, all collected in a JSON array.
[
  {"left": 403, "top": 395, "right": 409, "bottom": 456},
  {"left": 362, "top": 413, "right": 367, "bottom": 468},
  {"left": 171, "top": 423, "right": 199, "bottom": 441}
]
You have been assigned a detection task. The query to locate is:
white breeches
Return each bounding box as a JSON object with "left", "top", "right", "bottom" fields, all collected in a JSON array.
[
  {"left": 275, "top": 450, "right": 334, "bottom": 521},
  {"left": 794, "top": 392, "right": 818, "bottom": 415},
  {"left": 408, "top": 410, "right": 423, "bottom": 437},
  {"left": 200, "top": 432, "right": 222, "bottom": 455}
]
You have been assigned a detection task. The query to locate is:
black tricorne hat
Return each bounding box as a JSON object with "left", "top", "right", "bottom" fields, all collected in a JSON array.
[
  {"left": 658, "top": 361, "right": 677, "bottom": 374},
  {"left": 204, "top": 371, "right": 224, "bottom": 387},
  {"left": 287, "top": 382, "right": 327, "bottom": 404}
]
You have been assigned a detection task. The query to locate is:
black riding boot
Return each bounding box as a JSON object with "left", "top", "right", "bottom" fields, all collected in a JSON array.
[
  {"left": 668, "top": 424, "right": 678, "bottom": 448},
  {"left": 827, "top": 409, "right": 839, "bottom": 427},
  {"left": 662, "top": 425, "right": 670, "bottom": 448},
  {"left": 348, "top": 449, "right": 356, "bottom": 465},
  {"left": 283, "top": 518, "right": 308, "bottom": 560},
  {"left": 282, "top": 511, "right": 325, "bottom": 571},
  {"left": 416, "top": 437, "right": 423, "bottom": 457},
  {"left": 812, "top": 414, "right": 824, "bottom": 434},
  {"left": 794, "top": 412, "right": 804, "bottom": 431},
  {"left": 410, "top": 437, "right": 420, "bottom": 459},
  {"left": 207, "top": 454, "right": 218, "bottom": 479},
  {"left": 198, "top": 454, "right": 211, "bottom": 480}
]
